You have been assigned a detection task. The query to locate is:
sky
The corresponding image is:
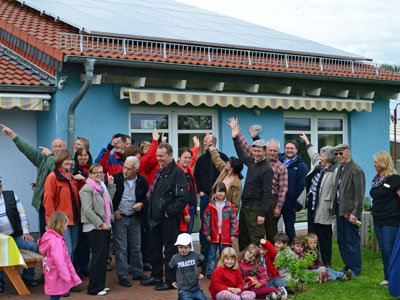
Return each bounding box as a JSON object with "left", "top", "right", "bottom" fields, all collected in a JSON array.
[{"left": 178, "top": 0, "right": 400, "bottom": 65}]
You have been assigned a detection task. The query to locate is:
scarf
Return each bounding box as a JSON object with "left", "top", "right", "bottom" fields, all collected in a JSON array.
[
  {"left": 86, "top": 177, "right": 111, "bottom": 225},
  {"left": 58, "top": 168, "right": 74, "bottom": 181},
  {"left": 78, "top": 163, "right": 91, "bottom": 177},
  {"left": 372, "top": 175, "right": 386, "bottom": 188}
]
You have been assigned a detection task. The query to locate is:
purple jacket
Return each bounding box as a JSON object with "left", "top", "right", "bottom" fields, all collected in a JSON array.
[{"left": 38, "top": 228, "right": 82, "bottom": 295}]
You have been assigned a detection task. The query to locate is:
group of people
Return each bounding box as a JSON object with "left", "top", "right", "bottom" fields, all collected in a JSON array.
[{"left": 1, "top": 116, "right": 400, "bottom": 299}]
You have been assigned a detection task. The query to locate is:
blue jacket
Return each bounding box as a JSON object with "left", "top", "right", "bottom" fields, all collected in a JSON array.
[{"left": 279, "top": 154, "right": 308, "bottom": 210}]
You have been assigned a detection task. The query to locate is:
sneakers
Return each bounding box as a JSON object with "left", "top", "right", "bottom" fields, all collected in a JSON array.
[
  {"left": 276, "top": 287, "right": 288, "bottom": 299},
  {"left": 265, "top": 292, "right": 277, "bottom": 300},
  {"left": 97, "top": 291, "right": 107, "bottom": 296}
]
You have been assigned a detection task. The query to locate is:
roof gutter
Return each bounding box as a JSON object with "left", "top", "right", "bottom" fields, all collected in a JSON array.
[
  {"left": 67, "top": 58, "right": 95, "bottom": 151},
  {"left": 63, "top": 55, "right": 400, "bottom": 87},
  {"left": 0, "top": 85, "right": 57, "bottom": 93}
]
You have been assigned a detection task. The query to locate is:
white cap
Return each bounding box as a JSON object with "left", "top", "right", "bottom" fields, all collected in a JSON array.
[{"left": 174, "top": 233, "right": 192, "bottom": 246}]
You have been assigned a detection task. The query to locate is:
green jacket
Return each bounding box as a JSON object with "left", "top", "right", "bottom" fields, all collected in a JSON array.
[{"left": 14, "top": 135, "right": 56, "bottom": 212}]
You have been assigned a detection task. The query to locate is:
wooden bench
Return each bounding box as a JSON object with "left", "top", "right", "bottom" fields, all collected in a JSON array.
[{"left": 0, "top": 249, "right": 42, "bottom": 295}]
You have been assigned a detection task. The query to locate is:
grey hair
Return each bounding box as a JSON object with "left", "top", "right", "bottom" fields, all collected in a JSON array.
[
  {"left": 211, "top": 135, "right": 217, "bottom": 144},
  {"left": 320, "top": 146, "right": 336, "bottom": 163},
  {"left": 125, "top": 156, "right": 140, "bottom": 170},
  {"left": 266, "top": 139, "right": 280, "bottom": 150}
]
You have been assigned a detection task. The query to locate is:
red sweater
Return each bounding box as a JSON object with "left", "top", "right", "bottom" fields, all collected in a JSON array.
[
  {"left": 261, "top": 240, "right": 281, "bottom": 279},
  {"left": 209, "top": 266, "right": 243, "bottom": 299},
  {"left": 137, "top": 139, "right": 159, "bottom": 186}
]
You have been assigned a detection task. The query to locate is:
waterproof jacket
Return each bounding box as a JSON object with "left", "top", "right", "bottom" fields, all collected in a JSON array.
[
  {"left": 148, "top": 160, "right": 188, "bottom": 227},
  {"left": 13, "top": 135, "right": 55, "bottom": 212},
  {"left": 138, "top": 139, "right": 159, "bottom": 186},
  {"left": 80, "top": 181, "right": 116, "bottom": 228},
  {"left": 209, "top": 266, "right": 244, "bottom": 299},
  {"left": 297, "top": 144, "right": 337, "bottom": 225},
  {"left": 210, "top": 148, "right": 242, "bottom": 214},
  {"left": 203, "top": 199, "right": 238, "bottom": 245},
  {"left": 279, "top": 153, "right": 308, "bottom": 210},
  {"left": 38, "top": 228, "right": 82, "bottom": 295},
  {"left": 96, "top": 148, "right": 124, "bottom": 179},
  {"left": 43, "top": 169, "right": 80, "bottom": 226}
]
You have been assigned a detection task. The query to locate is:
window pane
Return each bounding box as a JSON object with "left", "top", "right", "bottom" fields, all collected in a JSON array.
[
  {"left": 284, "top": 118, "right": 311, "bottom": 131},
  {"left": 178, "top": 115, "right": 212, "bottom": 130},
  {"left": 318, "top": 134, "right": 343, "bottom": 150},
  {"left": 178, "top": 133, "right": 207, "bottom": 156},
  {"left": 284, "top": 134, "right": 311, "bottom": 168},
  {"left": 130, "top": 133, "right": 152, "bottom": 146},
  {"left": 131, "top": 114, "right": 168, "bottom": 129},
  {"left": 318, "top": 119, "right": 343, "bottom": 131}
]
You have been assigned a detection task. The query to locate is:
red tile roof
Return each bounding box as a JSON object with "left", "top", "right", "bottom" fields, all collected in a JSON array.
[
  {"left": 1, "top": 0, "right": 400, "bottom": 82},
  {"left": 0, "top": 54, "right": 42, "bottom": 86}
]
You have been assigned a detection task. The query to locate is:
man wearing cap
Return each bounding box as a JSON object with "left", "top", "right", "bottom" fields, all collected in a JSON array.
[
  {"left": 228, "top": 118, "right": 273, "bottom": 251},
  {"left": 0, "top": 177, "right": 39, "bottom": 292},
  {"left": 331, "top": 143, "right": 365, "bottom": 277}
]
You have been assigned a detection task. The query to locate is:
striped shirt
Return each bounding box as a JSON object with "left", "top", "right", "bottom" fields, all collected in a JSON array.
[{"left": 0, "top": 192, "right": 30, "bottom": 236}]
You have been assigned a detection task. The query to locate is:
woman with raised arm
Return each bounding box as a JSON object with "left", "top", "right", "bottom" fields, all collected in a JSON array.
[
  {"left": 176, "top": 136, "right": 200, "bottom": 234},
  {"left": 297, "top": 133, "right": 337, "bottom": 268}
]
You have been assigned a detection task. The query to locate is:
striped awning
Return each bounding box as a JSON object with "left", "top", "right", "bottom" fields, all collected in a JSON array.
[
  {"left": 0, "top": 94, "right": 51, "bottom": 111},
  {"left": 121, "top": 88, "right": 373, "bottom": 112}
]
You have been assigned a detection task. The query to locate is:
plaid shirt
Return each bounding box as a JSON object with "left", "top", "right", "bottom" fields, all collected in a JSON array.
[{"left": 236, "top": 133, "right": 288, "bottom": 210}]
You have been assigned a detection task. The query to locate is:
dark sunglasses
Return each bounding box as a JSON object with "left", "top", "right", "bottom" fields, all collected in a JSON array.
[{"left": 335, "top": 152, "right": 344, "bottom": 156}]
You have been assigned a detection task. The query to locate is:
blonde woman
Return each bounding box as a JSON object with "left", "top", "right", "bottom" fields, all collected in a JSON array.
[{"left": 370, "top": 151, "right": 400, "bottom": 286}]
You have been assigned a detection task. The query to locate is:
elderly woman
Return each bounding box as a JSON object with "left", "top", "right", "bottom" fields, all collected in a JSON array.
[
  {"left": 208, "top": 138, "right": 243, "bottom": 214},
  {"left": 44, "top": 149, "right": 80, "bottom": 261},
  {"left": 370, "top": 151, "right": 400, "bottom": 286},
  {"left": 79, "top": 163, "right": 116, "bottom": 295},
  {"left": 298, "top": 134, "right": 338, "bottom": 268}
]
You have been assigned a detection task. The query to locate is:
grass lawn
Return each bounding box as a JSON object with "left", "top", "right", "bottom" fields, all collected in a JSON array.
[{"left": 294, "top": 239, "right": 399, "bottom": 300}]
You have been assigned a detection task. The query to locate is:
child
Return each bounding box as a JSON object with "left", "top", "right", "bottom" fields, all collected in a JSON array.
[
  {"left": 304, "top": 233, "right": 351, "bottom": 282},
  {"left": 169, "top": 233, "right": 207, "bottom": 300},
  {"left": 38, "top": 212, "right": 82, "bottom": 299},
  {"left": 204, "top": 182, "right": 238, "bottom": 278},
  {"left": 291, "top": 237, "right": 306, "bottom": 259},
  {"left": 238, "top": 244, "right": 287, "bottom": 300},
  {"left": 259, "top": 238, "right": 287, "bottom": 289},
  {"left": 274, "top": 233, "right": 298, "bottom": 281},
  {"left": 209, "top": 247, "right": 256, "bottom": 300}
]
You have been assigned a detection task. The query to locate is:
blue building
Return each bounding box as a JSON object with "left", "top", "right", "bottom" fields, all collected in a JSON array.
[{"left": 1, "top": 0, "right": 399, "bottom": 231}]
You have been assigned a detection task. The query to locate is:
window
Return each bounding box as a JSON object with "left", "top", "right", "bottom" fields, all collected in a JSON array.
[
  {"left": 284, "top": 112, "right": 347, "bottom": 167},
  {"left": 129, "top": 107, "right": 218, "bottom": 158}
]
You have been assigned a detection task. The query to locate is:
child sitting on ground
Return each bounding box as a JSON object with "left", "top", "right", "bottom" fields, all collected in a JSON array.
[
  {"left": 274, "top": 233, "right": 298, "bottom": 281},
  {"left": 209, "top": 247, "right": 256, "bottom": 300},
  {"left": 238, "top": 244, "right": 287, "bottom": 300},
  {"left": 204, "top": 182, "right": 238, "bottom": 278},
  {"left": 304, "top": 233, "right": 352, "bottom": 282},
  {"left": 259, "top": 238, "right": 288, "bottom": 290},
  {"left": 291, "top": 237, "right": 306, "bottom": 259},
  {"left": 169, "top": 233, "right": 207, "bottom": 300}
]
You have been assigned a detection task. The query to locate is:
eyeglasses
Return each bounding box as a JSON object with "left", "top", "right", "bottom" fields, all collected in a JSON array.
[{"left": 335, "top": 152, "right": 344, "bottom": 156}]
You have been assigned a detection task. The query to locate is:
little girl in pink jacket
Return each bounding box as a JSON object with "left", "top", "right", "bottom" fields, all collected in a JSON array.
[{"left": 38, "top": 212, "right": 81, "bottom": 299}]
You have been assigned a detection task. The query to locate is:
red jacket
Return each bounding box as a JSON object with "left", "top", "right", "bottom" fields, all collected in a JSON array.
[
  {"left": 137, "top": 139, "right": 159, "bottom": 186},
  {"left": 99, "top": 150, "right": 124, "bottom": 180},
  {"left": 261, "top": 240, "right": 281, "bottom": 279},
  {"left": 209, "top": 266, "right": 244, "bottom": 299},
  {"left": 180, "top": 204, "right": 190, "bottom": 232},
  {"left": 203, "top": 199, "right": 238, "bottom": 245},
  {"left": 238, "top": 259, "right": 270, "bottom": 289}
]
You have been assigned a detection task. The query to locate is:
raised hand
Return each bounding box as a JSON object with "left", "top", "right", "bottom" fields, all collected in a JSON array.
[
  {"left": 152, "top": 128, "right": 160, "bottom": 141},
  {"left": 226, "top": 117, "right": 240, "bottom": 138},
  {"left": 39, "top": 146, "right": 52, "bottom": 156},
  {"left": 248, "top": 125, "right": 257, "bottom": 138},
  {"left": 161, "top": 132, "right": 168, "bottom": 143},
  {"left": 0, "top": 124, "right": 17, "bottom": 139},
  {"left": 299, "top": 133, "right": 310, "bottom": 145},
  {"left": 107, "top": 173, "right": 114, "bottom": 184},
  {"left": 192, "top": 135, "right": 200, "bottom": 147}
]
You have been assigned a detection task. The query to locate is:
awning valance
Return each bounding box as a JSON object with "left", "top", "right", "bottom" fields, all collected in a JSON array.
[
  {"left": 0, "top": 94, "right": 51, "bottom": 111},
  {"left": 120, "top": 88, "right": 373, "bottom": 112}
]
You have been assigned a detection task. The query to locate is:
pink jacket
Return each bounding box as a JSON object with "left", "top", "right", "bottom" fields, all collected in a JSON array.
[{"left": 38, "top": 228, "right": 82, "bottom": 295}]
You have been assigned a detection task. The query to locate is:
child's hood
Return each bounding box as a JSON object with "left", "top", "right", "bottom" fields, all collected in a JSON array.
[{"left": 37, "top": 228, "right": 64, "bottom": 255}]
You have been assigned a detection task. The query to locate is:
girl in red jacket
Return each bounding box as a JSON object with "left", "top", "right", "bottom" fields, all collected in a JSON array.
[
  {"left": 238, "top": 244, "right": 287, "bottom": 299},
  {"left": 204, "top": 182, "right": 238, "bottom": 277},
  {"left": 209, "top": 247, "right": 255, "bottom": 300}
]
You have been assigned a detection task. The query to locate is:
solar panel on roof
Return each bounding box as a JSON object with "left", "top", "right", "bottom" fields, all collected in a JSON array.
[{"left": 18, "top": 0, "right": 365, "bottom": 60}]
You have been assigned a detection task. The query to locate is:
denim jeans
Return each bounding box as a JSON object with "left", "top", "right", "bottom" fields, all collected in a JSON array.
[
  {"left": 336, "top": 211, "right": 362, "bottom": 275},
  {"left": 64, "top": 223, "right": 79, "bottom": 261},
  {"left": 73, "top": 223, "right": 90, "bottom": 274},
  {"left": 49, "top": 296, "right": 61, "bottom": 300},
  {"left": 199, "top": 194, "right": 210, "bottom": 271},
  {"left": 268, "top": 276, "right": 287, "bottom": 288},
  {"left": 177, "top": 284, "right": 207, "bottom": 300},
  {"left": 374, "top": 225, "right": 400, "bottom": 280},
  {"left": 187, "top": 205, "right": 197, "bottom": 234},
  {"left": 113, "top": 214, "right": 143, "bottom": 280},
  {"left": 281, "top": 209, "right": 296, "bottom": 244},
  {"left": 207, "top": 242, "right": 229, "bottom": 276},
  {"left": 0, "top": 235, "right": 38, "bottom": 281},
  {"left": 317, "top": 267, "right": 344, "bottom": 280}
]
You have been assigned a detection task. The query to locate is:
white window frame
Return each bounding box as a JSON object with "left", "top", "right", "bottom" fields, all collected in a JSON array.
[
  {"left": 128, "top": 107, "right": 219, "bottom": 159},
  {"left": 283, "top": 111, "right": 348, "bottom": 150}
]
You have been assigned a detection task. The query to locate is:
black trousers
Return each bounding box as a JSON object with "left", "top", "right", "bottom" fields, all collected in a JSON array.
[
  {"left": 308, "top": 217, "right": 332, "bottom": 267},
  {"left": 87, "top": 229, "right": 111, "bottom": 295},
  {"left": 149, "top": 217, "right": 180, "bottom": 284}
]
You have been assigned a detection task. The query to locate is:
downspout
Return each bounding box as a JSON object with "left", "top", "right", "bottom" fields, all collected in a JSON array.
[{"left": 67, "top": 58, "right": 96, "bottom": 151}]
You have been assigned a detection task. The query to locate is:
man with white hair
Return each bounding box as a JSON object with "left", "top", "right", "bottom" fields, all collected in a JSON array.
[{"left": 111, "top": 156, "right": 149, "bottom": 287}]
